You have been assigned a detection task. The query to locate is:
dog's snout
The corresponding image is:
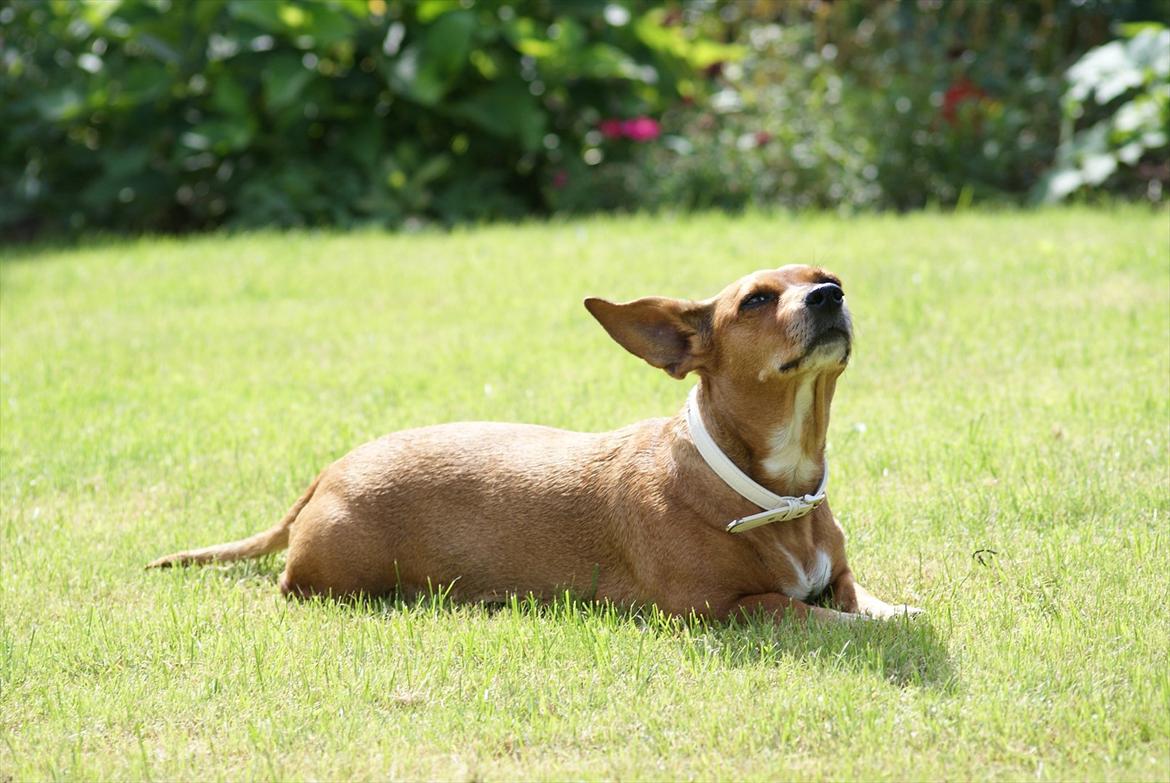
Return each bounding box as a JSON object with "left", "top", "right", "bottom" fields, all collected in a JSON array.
[{"left": 804, "top": 283, "right": 844, "bottom": 313}]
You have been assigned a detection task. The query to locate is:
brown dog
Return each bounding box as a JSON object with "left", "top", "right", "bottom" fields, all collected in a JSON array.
[{"left": 149, "top": 265, "right": 921, "bottom": 622}]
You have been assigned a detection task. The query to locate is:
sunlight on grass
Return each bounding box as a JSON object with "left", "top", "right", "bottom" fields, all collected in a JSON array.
[{"left": 2, "top": 209, "right": 1168, "bottom": 780}]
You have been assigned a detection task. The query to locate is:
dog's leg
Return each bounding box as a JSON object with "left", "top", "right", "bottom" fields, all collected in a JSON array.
[
  {"left": 727, "top": 592, "right": 861, "bottom": 624},
  {"left": 830, "top": 571, "right": 922, "bottom": 619},
  {"left": 278, "top": 503, "right": 400, "bottom": 599}
]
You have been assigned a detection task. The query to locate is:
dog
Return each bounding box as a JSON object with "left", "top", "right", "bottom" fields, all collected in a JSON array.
[{"left": 149, "top": 265, "right": 921, "bottom": 623}]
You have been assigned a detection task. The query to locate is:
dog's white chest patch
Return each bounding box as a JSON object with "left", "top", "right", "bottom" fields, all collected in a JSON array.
[
  {"left": 761, "top": 379, "right": 820, "bottom": 485},
  {"left": 777, "top": 547, "right": 833, "bottom": 601}
]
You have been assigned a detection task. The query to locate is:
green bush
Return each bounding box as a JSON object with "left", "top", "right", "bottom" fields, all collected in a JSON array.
[
  {"left": 0, "top": 0, "right": 736, "bottom": 236},
  {"left": 3, "top": 1, "right": 1164, "bottom": 238},
  {"left": 1036, "top": 23, "right": 1169, "bottom": 203},
  {"left": 551, "top": 1, "right": 1166, "bottom": 214}
]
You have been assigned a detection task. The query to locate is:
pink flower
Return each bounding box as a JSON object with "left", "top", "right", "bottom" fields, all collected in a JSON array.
[
  {"left": 598, "top": 119, "right": 624, "bottom": 140},
  {"left": 620, "top": 116, "right": 661, "bottom": 142}
]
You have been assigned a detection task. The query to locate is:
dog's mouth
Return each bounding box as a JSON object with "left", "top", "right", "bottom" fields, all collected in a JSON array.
[
  {"left": 807, "top": 326, "right": 851, "bottom": 350},
  {"left": 777, "top": 328, "right": 852, "bottom": 373}
]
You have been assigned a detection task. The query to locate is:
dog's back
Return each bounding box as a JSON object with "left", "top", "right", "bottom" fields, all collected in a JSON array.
[{"left": 278, "top": 419, "right": 667, "bottom": 601}]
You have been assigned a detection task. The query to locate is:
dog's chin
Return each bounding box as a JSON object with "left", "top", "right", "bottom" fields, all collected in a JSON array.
[
  {"left": 776, "top": 330, "right": 851, "bottom": 374},
  {"left": 810, "top": 338, "right": 850, "bottom": 368}
]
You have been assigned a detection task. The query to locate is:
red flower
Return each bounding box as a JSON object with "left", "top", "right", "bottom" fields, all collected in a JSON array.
[
  {"left": 551, "top": 169, "right": 568, "bottom": 190},
  {"left": 755, "top": 131, "right": 772, "bottom": 147},
  {"left": 598, "top": 119, "right": 623, "bottom": 140},
  {"left": 941, "top": 77, "right": 988, "bottom": 125},
  {"left": 620, "top": 116, "right": 661, "bottom": 142}
]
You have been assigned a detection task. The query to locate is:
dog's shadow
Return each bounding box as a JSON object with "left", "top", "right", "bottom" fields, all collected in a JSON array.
[{"left": 203, "top": 558, "right": 953, "bottom": 690}]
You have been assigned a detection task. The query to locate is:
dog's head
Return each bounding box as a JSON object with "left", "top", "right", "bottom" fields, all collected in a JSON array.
[{"left": 585, "top": 265, "right": 852, "bottom": 386}]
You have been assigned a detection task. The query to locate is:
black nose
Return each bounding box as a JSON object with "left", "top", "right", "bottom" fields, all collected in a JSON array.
[{"left": 805, "top": 283, "right": 844, "bottom": 313}]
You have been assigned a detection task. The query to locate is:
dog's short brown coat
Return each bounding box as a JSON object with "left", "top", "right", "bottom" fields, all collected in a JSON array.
[{"left": 150, "top": 265, "right": 920, "bottom": 622}]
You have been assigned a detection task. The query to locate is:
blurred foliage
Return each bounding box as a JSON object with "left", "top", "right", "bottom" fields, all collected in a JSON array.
[
  {"left": 552, "top": 0, "right": 1168, "bottom": 214},
  {"left": 2, "top": 1, "right": 1167, "bottom": 238},
  {"left": 0, "top": 0, "right": 737, "bottom": 236},
  {"left": 1037, "top": 23, "right": 1168, "bottom": 203}
]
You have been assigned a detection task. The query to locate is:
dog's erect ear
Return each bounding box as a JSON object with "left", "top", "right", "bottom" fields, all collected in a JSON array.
[{"left": 584, "top": 296, "right": 713, "bottom": 379}]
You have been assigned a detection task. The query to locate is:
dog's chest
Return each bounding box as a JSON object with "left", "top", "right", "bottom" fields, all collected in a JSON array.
[{"left": 775, "top": 545, "right": 833, "bottom": 601}]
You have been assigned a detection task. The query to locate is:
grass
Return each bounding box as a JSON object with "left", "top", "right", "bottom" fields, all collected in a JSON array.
[{"left": 1, "top": 209, "right": 1168, "bottom": 781}]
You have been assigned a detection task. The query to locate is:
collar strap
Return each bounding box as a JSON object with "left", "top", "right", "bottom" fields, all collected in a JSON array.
[{"left": 684, "top": 385, "right": 828, "bottom": 534}]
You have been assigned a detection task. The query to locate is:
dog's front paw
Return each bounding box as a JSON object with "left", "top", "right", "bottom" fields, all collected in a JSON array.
[
  {"left": 862, "top": 602, "right": 924, "bottom": 620},
  {"left": 810, "top": 606, "right": 867, "bottom": 623}
]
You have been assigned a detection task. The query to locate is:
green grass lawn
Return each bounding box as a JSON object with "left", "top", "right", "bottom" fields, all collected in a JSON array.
[{"left": 2, "top": 209, "right": 1168, "bottom": 781}]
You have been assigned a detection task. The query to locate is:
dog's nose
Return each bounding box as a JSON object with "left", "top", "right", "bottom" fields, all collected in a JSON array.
[{"left": 804, "top": 283, "right": 844, "bottom": 313}]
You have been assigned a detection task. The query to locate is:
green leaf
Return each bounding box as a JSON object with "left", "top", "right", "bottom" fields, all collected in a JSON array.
[
  {"left": 331, "top": 0, "right": 369, "bottom": 16},
  {"left": 577, "top": 43, "right": 640, "bottom": 79},
  {"left": 211, "top": 74, "right": 249, "bottom": 118},
  {"left": 135, "top": 33, "right": 182, "bottom": 65},
  {"left": 1116, "top": 21, "right": 1167, "bottom": 37},
  {"left": 340, "top": 120, "right": 382, "bottom": 168},
  {"left": 262, "top": 54, "right": 313, "bottom": 110},
  {"left": 116, "top": 62, "right": 171, "bottom": 107},
  {"left": 635, "top": 8, "right": 746, "bottom": 68},
  {"left": 1081, "top": 153, "right": 1117, "bottom": 184},
  {"left": 228, "top": 0, "right": 285, "bottom": 33},
  {"left": 35, "top": 89, "right": 84, "bottom": 122},
  {"left": 191, "top": 119, "right": 254, "bottom": 153},
  {"left": 1065, "top": 30, "right": 1169, "bottom": 106},
  {"left": 416, "top": 0, "right": 457, "bottom": 23},
  {"left": 102, "top": 147, "right": 151, "bottom": 179},
  {"left": 227, "top": 0, "right": 356, "bottom": 45},
  {"left": 1125, "top": 28, "right": 1169, "bottom": 75},
  {"left": 449, "top": 79, "right": 547, "bottom": 151},
  {"left": 299, "top": 4, "right": 358, "bottom": 47},
  {"left": 390, "top": 11, "right": 475, "bottom": 105},
  {"left": 1034, "top": 168, "right": 1083, "bottom": 203},
  {"left": 81, "top": 0, "right": 121, "bottom": 26},
  {"left": 412, "top": 153, "right": 451, "bottom": 187},
  {"left": 1117, "top": 141, "right": 1144, "bottom": 165}
]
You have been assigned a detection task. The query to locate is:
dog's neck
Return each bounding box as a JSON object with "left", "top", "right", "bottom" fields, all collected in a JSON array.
[{"left": 694, "top": 372, "right": 839, "bottom": 498}]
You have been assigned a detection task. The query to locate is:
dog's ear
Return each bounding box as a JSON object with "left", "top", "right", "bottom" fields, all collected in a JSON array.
[{"left": 584, "top": 296, "right": 713, "bottom": 379}]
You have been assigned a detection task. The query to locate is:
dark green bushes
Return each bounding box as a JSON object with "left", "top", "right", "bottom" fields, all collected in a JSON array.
[
  {"left": 1, "top": 0, "right": 734, "bottom": 235},
  {"left": 2, "top": 1, "right": 1164, "bottom": 238}
]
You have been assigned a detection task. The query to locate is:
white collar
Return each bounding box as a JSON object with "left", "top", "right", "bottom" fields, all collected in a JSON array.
[{"left": 684, "top": 385, "right": 828, "bottom": 534}]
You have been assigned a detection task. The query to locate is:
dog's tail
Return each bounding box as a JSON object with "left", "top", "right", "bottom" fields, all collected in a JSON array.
[{"left": 146, "top": 472, "right": 323, "bottom": 569}]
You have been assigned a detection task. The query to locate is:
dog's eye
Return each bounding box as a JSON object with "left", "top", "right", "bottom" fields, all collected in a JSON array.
[{"left": 739, "top": 291, "right": 776, "bottom": 312}]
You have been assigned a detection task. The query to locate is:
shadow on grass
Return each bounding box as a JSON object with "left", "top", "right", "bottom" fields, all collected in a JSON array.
[
  {"left": 0, "top": 228, "right": 251, "bottom": 264},
  {"left": 198, "top": 556, "right": 953, "bottom": 690},
  {"left": 0, "top": 232, "right": 148, "bottom": 264}
]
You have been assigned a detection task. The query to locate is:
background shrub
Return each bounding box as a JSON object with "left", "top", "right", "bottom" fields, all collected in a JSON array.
[
  {"left": 1, "top": 0, "right": 1165, "bottom": 238},
  {"left": 552, "top": 1, "right": 1168, "bottom": 214},
  {"left": 1, "top": 0, "right": 736, "bottom": 236},
  {"left": 1037, "top": 22, "right": 1169, "bottom": 203}
]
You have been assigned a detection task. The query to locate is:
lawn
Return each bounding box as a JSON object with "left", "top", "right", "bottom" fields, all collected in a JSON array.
[{"left": 1, "top": 209, "right": 1168, "bottom": 781}]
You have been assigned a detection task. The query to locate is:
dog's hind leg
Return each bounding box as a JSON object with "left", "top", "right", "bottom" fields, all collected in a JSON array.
[
  {"left": 277, "top": 501, "right": 402, "bottom": 599},
  {"left": 725, "top": 592, "right": 861, "bottom": 623}
]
